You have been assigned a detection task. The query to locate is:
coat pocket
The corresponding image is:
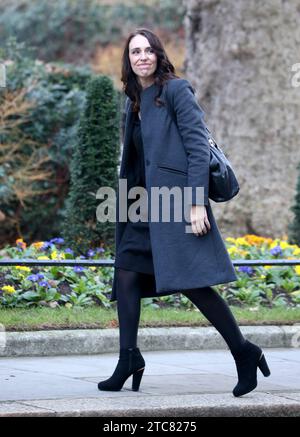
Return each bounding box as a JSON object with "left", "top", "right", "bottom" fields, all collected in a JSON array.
[{"left": 157, "top": 165, "right": 187, "bottom": 176}]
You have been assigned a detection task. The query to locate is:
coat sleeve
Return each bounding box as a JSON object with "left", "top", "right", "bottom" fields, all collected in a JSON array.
[{"left": 169, "top": 79, "right": 210, "bottom": 206}]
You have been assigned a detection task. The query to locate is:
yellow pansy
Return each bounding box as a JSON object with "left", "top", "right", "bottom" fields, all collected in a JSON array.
[
  {"left": 15, "top": 266, "right": 31, "bottom": 272},
  {"left": 270, "top": 240, "right": 280, "bottom": 249},
  {"left": 261, "top": 237, "right": 274, "bottom": 247},
  {"left": 243, "top": 235, "right": 261, "bottom": 245},
  {"left": 290, "top": 244, "right": 300, "bottom": 249},
  {"left": 225, "top": 237, "right": 236, "bottom": 244},
  {"left": 51, "top": 251, "right": 65, "bottom": 260},
  {"left": 293, "top": 248, "right": 300, "bottom": 256},
  {"left": 279, "top": 241, "right": 288, "bottom": 249},
  {"left": 31, "top": 242, "right": 44, "bottom": 249},
  {"left": 228, "top": 247, "right": 239, "bottom": 255},
  {"left": 295, "top": 266, "right": 300, "bottom": 276},
  {"left": 2, "top": 285, "right": 16, "bottom": 294},
  {"left": 16, "top": 238, "right": 26, "bottom": 249},
  {"left": 235, "top": 237, "right": 251, "bottom": 246},
  {"left": 279, "top": 241, "right": 296, "bottom": 250},
  {"left": 243, "top": 234, "right": 273, "bottom": 246}
]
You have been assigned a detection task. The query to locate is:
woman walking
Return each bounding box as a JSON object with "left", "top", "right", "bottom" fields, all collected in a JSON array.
[{"left": 98, "top": 28, "right": 271, "bottom": 397}]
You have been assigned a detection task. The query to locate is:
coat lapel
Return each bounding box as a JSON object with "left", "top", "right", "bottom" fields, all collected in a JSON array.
[{"left": 120, "top": 99, "right": 134, "bottom": 178}]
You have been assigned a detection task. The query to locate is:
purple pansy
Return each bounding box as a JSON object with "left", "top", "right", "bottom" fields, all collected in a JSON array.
[
  {"left": 26, "top": 274, "right": 39, "bottom": 282},
  {"left": 87, "top": 249, "right": 95, "bottom": 258},
  {"left": 27, "top": 273, "right": 45, "bottom": 282},
  {"left": 270, "top": 246, "right": 282, "bottom": 256},
  {"left": 64, "top": 248, "right": 74, "bottom": 255},
  {"left": 41, "top": 241, "right": 52, "bottom": 250},
  {"left": 38, "top": 281, "right": 50, "bottom": 288},
  {"left": 36, "top": 273, "right": 45, "bottom": 279},
  {"left": 238, "top": 266, "right": 254, "bottom": 275},
  {"left": 50, "top": 238, "right": 64, "bottom": 245},
  {"left": 74, "top": 266, "right": 85, "bottom": 273}
]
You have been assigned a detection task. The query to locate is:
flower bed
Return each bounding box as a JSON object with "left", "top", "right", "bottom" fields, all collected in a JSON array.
[
  {"left": 0, "top": 235, "right": 300, "bottom": 309},
  {"left": 222, "top": 235, "right": 300, "bottom": 308},
  {"left": 0, "top": 238, "right": 113, "bottom": 308}
]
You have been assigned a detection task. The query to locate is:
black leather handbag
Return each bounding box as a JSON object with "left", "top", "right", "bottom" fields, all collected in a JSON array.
[
  {"left": 164, "top": 85, "right": 240, "bottom": 203},
  {"left": 205, "top": 129, "right": 240, "bottom": 202}
]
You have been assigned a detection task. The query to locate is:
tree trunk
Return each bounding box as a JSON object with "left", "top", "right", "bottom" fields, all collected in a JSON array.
[{"left": 183, "top": 0, "right": 300, "bottom": 238}]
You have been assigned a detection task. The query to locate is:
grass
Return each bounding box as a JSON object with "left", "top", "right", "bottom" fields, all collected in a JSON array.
[{"left": 0, "top": 305, "right": 299, "bottom": 331}]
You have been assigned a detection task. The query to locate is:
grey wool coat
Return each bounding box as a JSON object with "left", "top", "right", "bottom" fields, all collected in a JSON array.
[{"left": 110, "top": 78, "right": 237, "bottom": 302}]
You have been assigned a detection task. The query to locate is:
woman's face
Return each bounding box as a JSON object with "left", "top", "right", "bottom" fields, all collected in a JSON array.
[{"left": 128, "top": 34, "right": 157, "bottom": 85}]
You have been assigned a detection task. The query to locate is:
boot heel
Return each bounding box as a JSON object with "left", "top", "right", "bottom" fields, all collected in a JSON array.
[
  {"left": 132, "top": 367, "right": 145, "bottom": 391},
  {"left": 258, "top": 354, "right": 271, "bottom": 377}
]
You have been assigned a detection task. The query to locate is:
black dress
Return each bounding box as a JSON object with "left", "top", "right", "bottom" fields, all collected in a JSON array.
[{"left": 114, "top": 111, "right": 155, "bottom": 275}]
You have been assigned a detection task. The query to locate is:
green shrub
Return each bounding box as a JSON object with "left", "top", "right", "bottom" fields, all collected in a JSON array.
[
  {"left": 61, "top": 75, "right": 120, "bottom": 255},
  {"left": 0, "top": 0, "right": 185, "bottom": 63},
  {"left": 0, "top": 39, "right": 92, "bottom": 245},
  {"left": 0, "top": 0, "right": 106, "bottom": 62}
]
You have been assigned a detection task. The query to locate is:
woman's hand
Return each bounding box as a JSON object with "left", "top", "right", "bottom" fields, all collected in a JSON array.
[{"left": 190, "top": 205, "right": 211, "bottom": 236}]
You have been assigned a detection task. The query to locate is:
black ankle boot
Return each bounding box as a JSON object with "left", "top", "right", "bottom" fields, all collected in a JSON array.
[
  {"left": 232, "top": 340, "right": 271, "bottom": 397},
  {"left": 98, "top": 347, "right": 145, "bottom": 392}
]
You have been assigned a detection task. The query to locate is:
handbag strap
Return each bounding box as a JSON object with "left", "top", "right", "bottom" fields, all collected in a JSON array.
[{"left": 163, "top": 81, "right": 218, "bottom": 148}]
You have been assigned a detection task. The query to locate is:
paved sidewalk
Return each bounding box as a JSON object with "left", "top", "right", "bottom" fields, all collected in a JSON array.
[{"left": 0, "top": 348, "right": 299, "bottom": 416}]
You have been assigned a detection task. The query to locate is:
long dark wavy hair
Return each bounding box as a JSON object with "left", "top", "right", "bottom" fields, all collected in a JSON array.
[{"left": 121, "top": 28, "right": 180, "bottom": 112}]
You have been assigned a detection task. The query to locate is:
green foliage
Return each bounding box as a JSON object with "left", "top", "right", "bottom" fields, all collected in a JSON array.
[
  {"left": 0, "top": 0, "right": 105, "bottom": 62},
  {"left": 0, "top": 239, "right": 114, "bottom": 308},
  {"left": 228, "top": 285, "right": 263, "bottom": 306},
  {"left": 288, "top": 161, "right": 300, "bottom": 245},
  {"left": 61, "top": 75, "right": 120, "bottom": 255},
  {"left": 0, "top": 0, "right": 185, "bottom": 63},
  {"left": 1, "top": 235, "right": 300, "bottom": 310},
  {"left": 0, "top": 39, "right": 92, "bottom": 244}
]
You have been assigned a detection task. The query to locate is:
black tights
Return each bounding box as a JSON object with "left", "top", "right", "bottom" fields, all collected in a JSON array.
[{"left": 115, "top": 268, "right": 246, "bottom": 357}]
